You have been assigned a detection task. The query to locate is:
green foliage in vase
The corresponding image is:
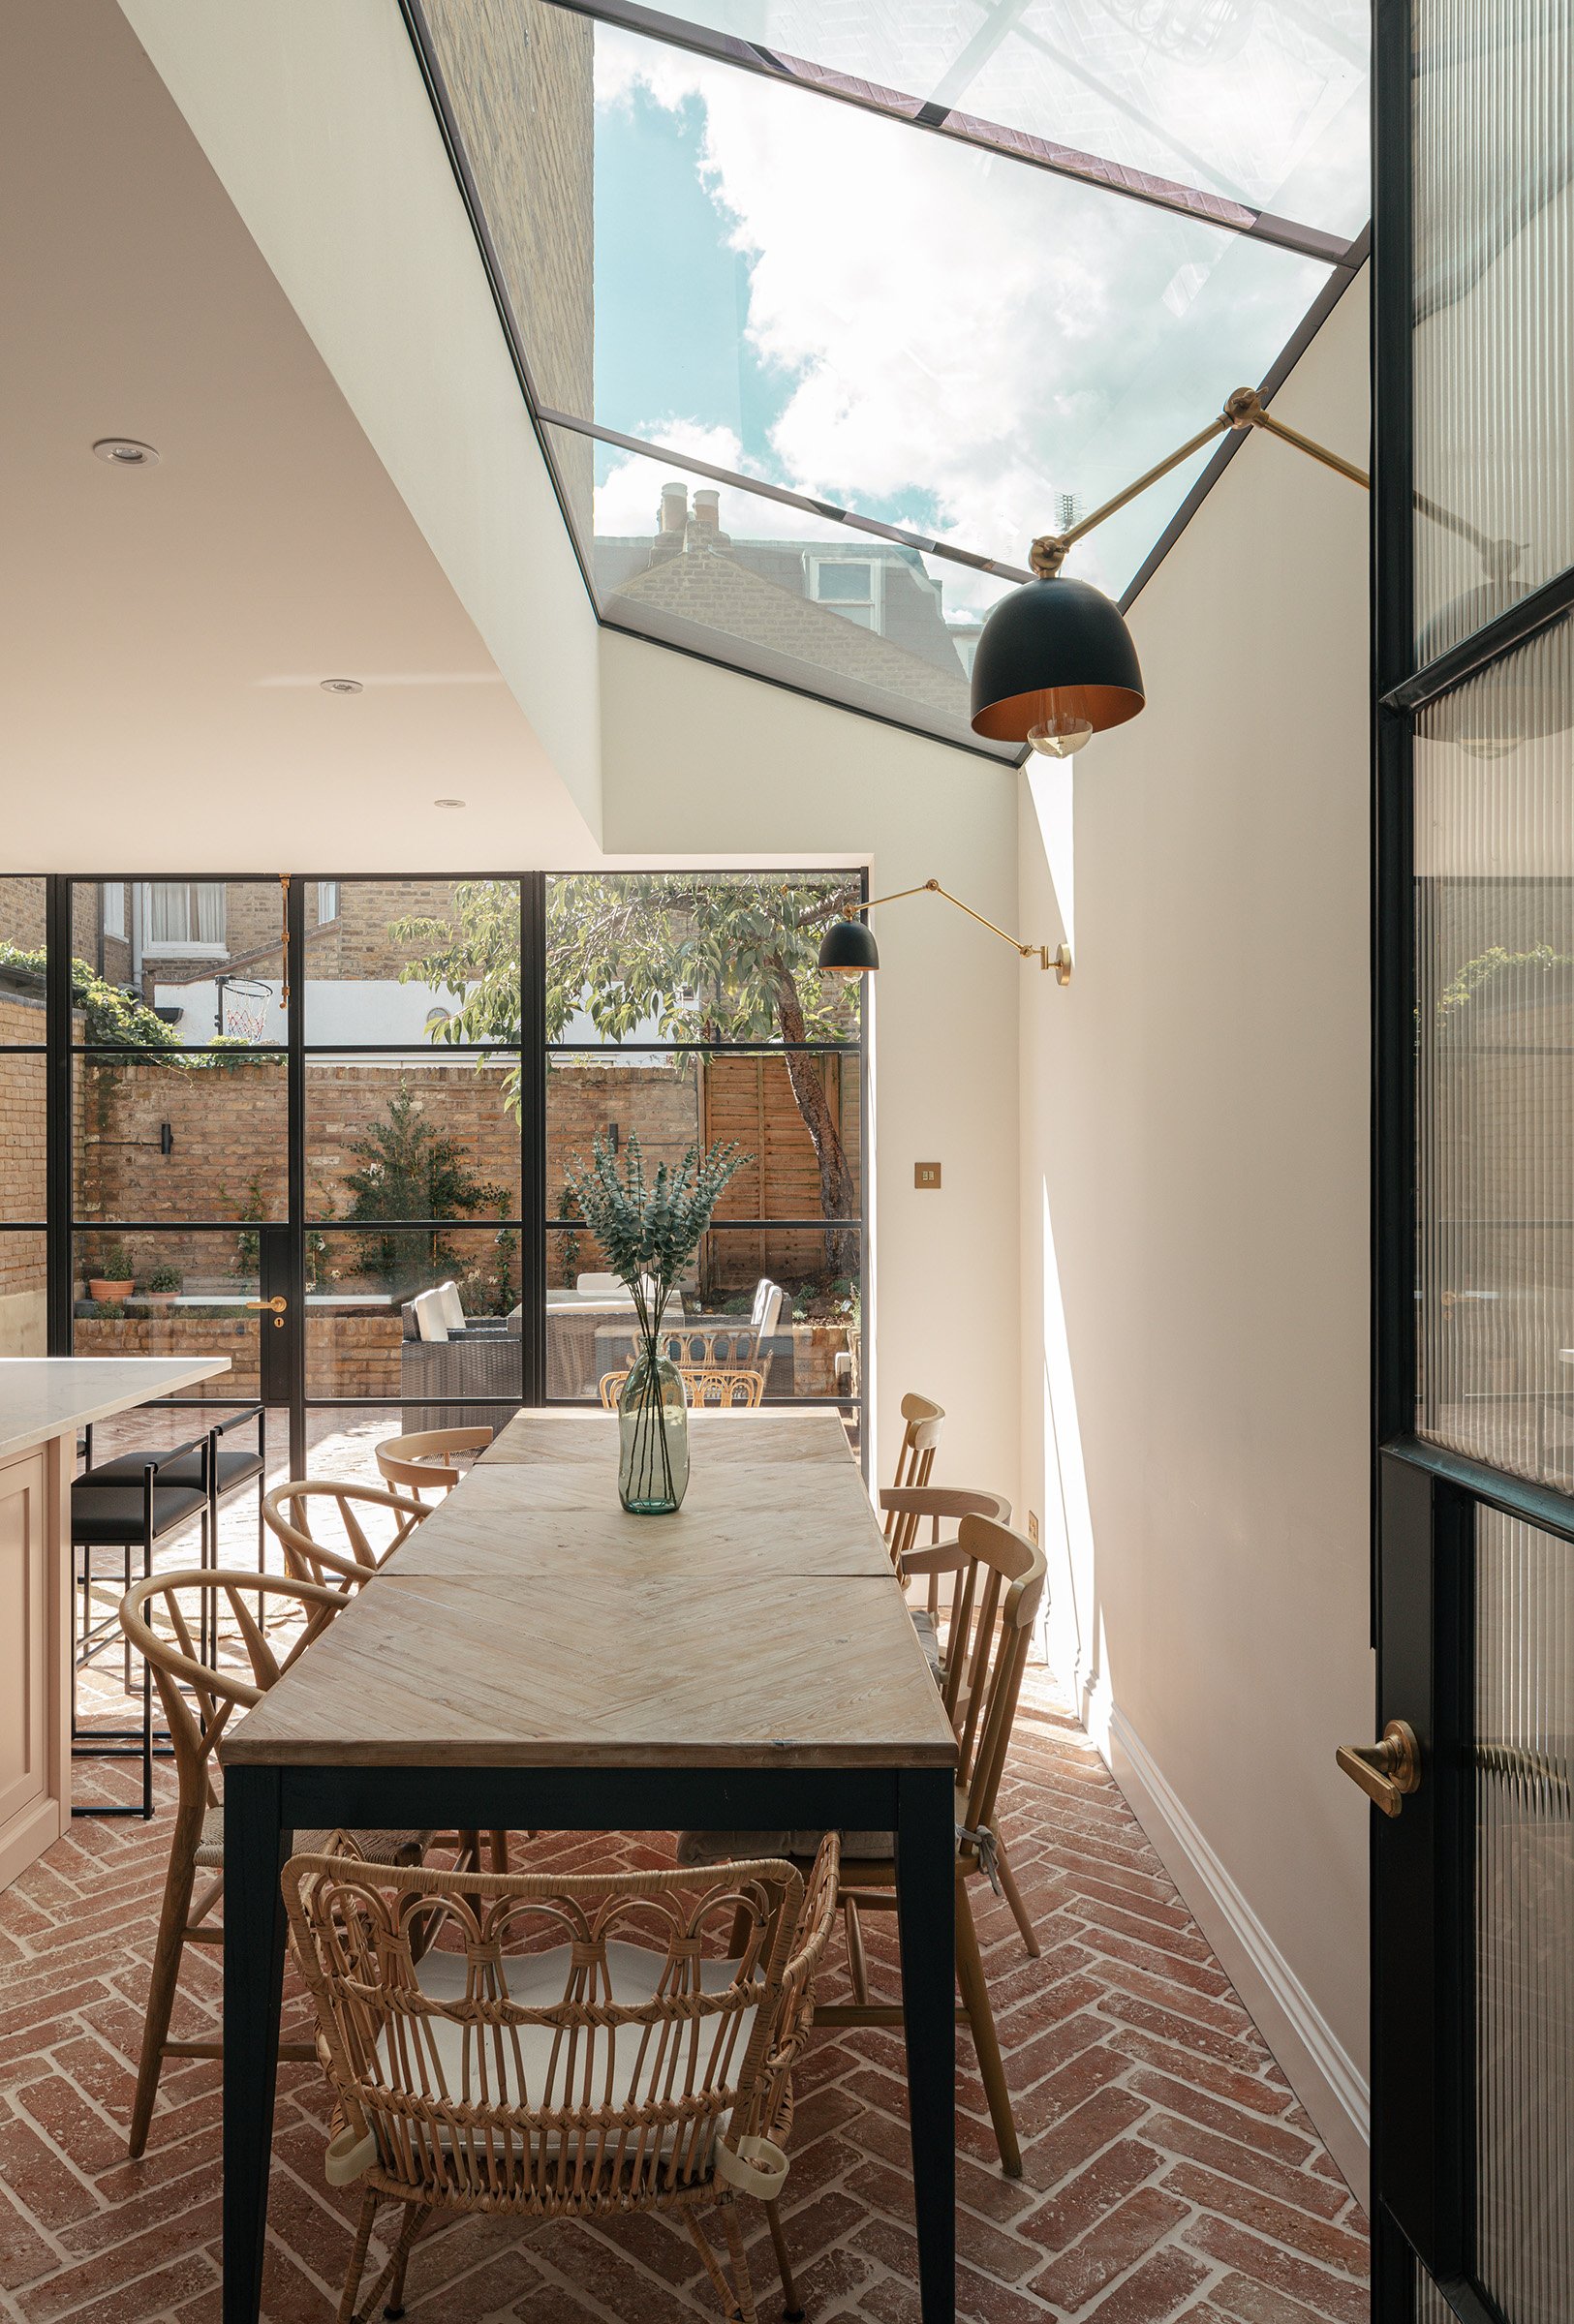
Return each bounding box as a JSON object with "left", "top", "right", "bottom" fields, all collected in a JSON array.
[{"left": 564, "top": 1131, "right": 746, "bottom": 1350}]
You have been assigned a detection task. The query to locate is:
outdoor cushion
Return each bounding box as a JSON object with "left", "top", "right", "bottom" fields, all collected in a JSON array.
[
  {"left": 435, "top": 1280, "right": 466, "bottom": 1333},
  {"left": 413, "top": 1290, "right": 449, "bottom": 1343},
  {"left": 70, "top": 1482, "right": 207, "bottom": 1545},
  {"left": 80, "top": 1446, "right": 262, "bottom": 1495}
]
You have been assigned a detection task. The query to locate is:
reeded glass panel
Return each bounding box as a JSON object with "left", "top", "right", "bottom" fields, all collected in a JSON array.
[
  {"left": 306, "top": 1059, "right": 522, "bottom": 1229},
  {"left": 546, "top": 872, "right": 862, "bottom": 1046},
  {"left": 1413, "top": 2263, "right": 1459, "bottom": 2322},
  {"left": 74, "top": 1055, "right": 289, "bottom": 1226},
  {"left": 302, "top": 878, "right": 521, "bottom": 1047},
  {"left": 1412, "top": 3, "right": 1574, "bottom": 659},
  {"left": 602, "top": 0, "right": 1369, "bottom": 234},
  {"left": 1413, "top": 617, "right": 1574, "bottom": 1486},
  {"left": 1475, "top": 1507, "right": 1574, "bottom": 2324}
]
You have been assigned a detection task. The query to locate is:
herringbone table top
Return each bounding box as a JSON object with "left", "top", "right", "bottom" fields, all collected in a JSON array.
[{"left": 223, "top": 1410, "right": 957, "bottom": 1771}]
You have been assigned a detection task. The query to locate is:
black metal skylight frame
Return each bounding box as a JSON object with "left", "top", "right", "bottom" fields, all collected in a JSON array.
[{"left": 398, "top": 0, "right": 1370, "bottom": 768}]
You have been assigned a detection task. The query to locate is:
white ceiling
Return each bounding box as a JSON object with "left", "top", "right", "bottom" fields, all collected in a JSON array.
[{"left": 0, "top": 0, "right": 595, "bottom": 872}]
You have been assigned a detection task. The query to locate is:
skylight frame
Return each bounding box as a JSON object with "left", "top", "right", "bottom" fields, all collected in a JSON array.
[{"left": 398, "top": 0, "right": 1369, "bottom": 768}]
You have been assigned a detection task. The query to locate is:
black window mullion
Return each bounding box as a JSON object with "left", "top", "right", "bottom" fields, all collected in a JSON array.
[
  {"left": 520, "top": 874, "right": 546, "bottom": 1404},
  {"left": 46, "top": 876, "right": 74, "bottom": 1355}
]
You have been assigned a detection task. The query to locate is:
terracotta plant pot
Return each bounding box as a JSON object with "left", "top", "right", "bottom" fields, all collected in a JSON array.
[{"left": 88, "top": 1278, "right": 135, "bottom": 1300}]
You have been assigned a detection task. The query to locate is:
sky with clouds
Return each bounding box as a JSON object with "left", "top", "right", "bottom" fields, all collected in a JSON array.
[{"left": 580, "top": 16, "right": 1358, "bottom": 616}]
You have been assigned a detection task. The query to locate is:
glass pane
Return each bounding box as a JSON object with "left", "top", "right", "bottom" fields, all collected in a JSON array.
[
  {"left": 706, "top": 1050, "right": 861, "bottom": 1223},
  {"left": 568, "top": 1, "right": 1368, "bottom": 235},
  {"left": 72, "top": 1230, "right": 264, "bottom": 1394},
  {"left": 0, "top": 1055, "right": 45, "bottom": 1220},
  {"left": 0, "top": 1231, "right": 46, "bottom": 1358},
  {"left": 1413, "top": 2261, "right": 1458, "bottom": 2323},
  {"left": 306, "top": 1058, "right": 522, "bottom": 1229},
  {"left": 74, "top": 1055, "right": 288, "bottom": 1226},
  {"left": 300, "top": 1405, "right": 501, "bottom": 1489},
  {"left": 67, "top": 879, "right": 292, "bottom": 1048},
  {"left": 1412, "top": 5, "right": 1574, "bottom": 659},
  {"left": 547, "top": 872, "right": 862, "bottom": 1046},
  {"left": 1475, "top": 1507, "right": 1574, "bottom": 2324},
  {"left": 0, "top": 878, "right": 48, "bottom": 1024},
  {"left": 307, "top": 1227, "right": 524, "bottom": 1403},
  {"left": 547, "top": 1054, "right": 701, "bottom": 1247},
  {"left": 546, "top": 1222, "right": 860, "bottom": 1400},
  {"left": 1414, "top": 617, "right": 1574, "bottom": 1487},
  {"left": 304, "top": 878, "right": 521, "bottom": 1046}
]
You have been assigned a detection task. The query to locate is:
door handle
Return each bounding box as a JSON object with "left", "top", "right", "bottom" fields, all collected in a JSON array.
[
  {"left": 246, "top": 1296, "right": 288, "bottom": 1329},
  {"left": 1336, "top": 1720, "right": 1421, "bottom": 1818}
]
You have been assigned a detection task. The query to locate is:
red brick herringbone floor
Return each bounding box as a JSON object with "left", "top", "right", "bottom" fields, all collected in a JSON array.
[{"left": 0, "top": 1670, "right": 1369, "bottom": 2324}]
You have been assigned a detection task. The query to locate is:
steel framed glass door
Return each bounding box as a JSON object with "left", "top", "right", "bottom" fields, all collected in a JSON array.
[{"left": 1369, "top": 3, "right": 1574, "bottom": 2315}]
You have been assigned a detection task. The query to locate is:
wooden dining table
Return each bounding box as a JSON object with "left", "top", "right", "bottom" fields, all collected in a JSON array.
[{"left": 220, "top": 1407, "right": 959, "bottom": 2322}]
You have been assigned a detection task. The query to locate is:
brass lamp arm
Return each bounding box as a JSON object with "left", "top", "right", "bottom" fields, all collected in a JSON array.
[
  {"left": 1030, "top": 385, "right": 1369, "bottom": 578},
  {"left": 860, "top": 878, "right": 1072, "bottom": 982}
]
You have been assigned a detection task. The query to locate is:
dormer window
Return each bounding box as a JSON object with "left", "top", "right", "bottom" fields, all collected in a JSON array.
[{"left": 807, "top": 555, "right": 881, "bottom": 631}]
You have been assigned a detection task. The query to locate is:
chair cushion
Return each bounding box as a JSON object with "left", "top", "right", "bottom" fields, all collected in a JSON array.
[
  {"left": 80, "top": 1446, "right": 263, "bottom": 1495},
  {"left": 910, "top": 1606, "right": 942, "bottom": 1673},
  {"left": 70, "top": 1482, "right": 207, "bottom": 1545},
  {"left": 195, "top": 1806, "right": 430, "bottom": 1871},
  {"left": 375, "top": 1941, "right": 757, "bottom": 2126}
]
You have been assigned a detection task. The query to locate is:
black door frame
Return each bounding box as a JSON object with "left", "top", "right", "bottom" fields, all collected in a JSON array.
[
  {"left": 1370, "top": 3, "right": 1574, "bottom": 2314},
  {"left": 44, "top": 870, "right": 868, "bottom": 1470}
]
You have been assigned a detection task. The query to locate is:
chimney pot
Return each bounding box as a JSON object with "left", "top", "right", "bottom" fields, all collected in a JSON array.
[
  {"left": 659, "top": 482, "right": 688, "bottom": 536},
  {"left": 693, "top": 488, "right": 721, "bottom": 530}
]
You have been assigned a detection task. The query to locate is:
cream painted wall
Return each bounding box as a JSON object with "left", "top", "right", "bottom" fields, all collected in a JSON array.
[
  {"left": 117, "top": 0, "right": 602, "bottom": 847},
  {"left": 1018, "top": 274, "right": 1374, "bottom": 2194},
  {"left": 600, "top": 634, "right": 1023, "bottom": 1506}
]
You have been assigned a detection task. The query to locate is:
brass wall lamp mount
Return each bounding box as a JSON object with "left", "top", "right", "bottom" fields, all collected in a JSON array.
[{"left": 818, "top": 877, "right": 1072, "bottom": 984}]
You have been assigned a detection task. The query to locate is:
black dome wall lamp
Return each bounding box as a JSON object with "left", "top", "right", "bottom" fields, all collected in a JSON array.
[
  {"left": 971, "top": 385, "right": 1372, "bottom": 753},
  {"left": 817, "top": 878, "right": 1072, "bottom": 985}
]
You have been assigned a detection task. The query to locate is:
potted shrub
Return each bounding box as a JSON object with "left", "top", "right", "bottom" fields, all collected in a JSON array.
[
  {"left": 87, "top": 1242, "right": 135, "bottom": 1300},
  {"left": 143, "top": 1263, "right": 184, "bottom": 1307}
]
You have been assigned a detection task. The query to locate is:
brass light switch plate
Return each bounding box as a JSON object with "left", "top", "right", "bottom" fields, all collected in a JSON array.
[{"left": 914, "top": 1162, "right": 941, "bottom": 1189}]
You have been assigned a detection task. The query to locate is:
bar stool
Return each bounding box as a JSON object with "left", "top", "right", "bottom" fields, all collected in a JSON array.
[
  {"left": 70, "top": 1441, "right": 210, "bottom": 1819},
  {"left": 80, "top": 1405, "right": 266, "bottom": 1659}
]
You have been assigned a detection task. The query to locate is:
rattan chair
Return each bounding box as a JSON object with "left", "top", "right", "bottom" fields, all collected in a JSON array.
[
  {"left": 283, "top": 1839, "right": 840, "bottom": 2324},
  {"left": 115, "top": 1568, "right": 437, "bottom": 2158},
  {"left": 374, "top": 1427, "right": 494, "bottom": 1502},
  {"left": 598, "top": 1367, "right": 764, "bottom": 1411},
  {"left": 262, "top": 1479, "right": 428, "bottom": 1593},
  {"left": 678, "top": 1515, "right": 1046, "bottom": 2177}
]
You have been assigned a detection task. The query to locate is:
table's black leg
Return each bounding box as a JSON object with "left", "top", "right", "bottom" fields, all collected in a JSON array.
[
  {"left": 224, "top": 1764, "right": 287, "bottom": 2324},
  {"left": 896, "top": 1767, "right": 956, "bottom": 2324}
]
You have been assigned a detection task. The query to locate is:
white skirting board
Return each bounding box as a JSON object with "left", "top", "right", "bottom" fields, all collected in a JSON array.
[{"left": 1077, "top": 1659, "right": 1371, "bottom": 2211}]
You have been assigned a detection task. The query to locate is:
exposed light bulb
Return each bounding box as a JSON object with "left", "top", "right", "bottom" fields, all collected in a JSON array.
[{"left": 1027, "top": 715, "right": 1094, "bottom": 758}]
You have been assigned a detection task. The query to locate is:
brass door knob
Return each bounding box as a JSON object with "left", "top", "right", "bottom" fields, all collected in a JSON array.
[{"left": 1336, "top": 1720, "right": 1421, "bottom": 1818}]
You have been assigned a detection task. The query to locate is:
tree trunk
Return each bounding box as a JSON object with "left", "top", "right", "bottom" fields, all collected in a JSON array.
[{"left": 769, "top": 959, "right": 859, "bottom": 1279}]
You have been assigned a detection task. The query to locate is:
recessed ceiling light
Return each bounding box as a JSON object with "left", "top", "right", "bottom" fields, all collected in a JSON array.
[
  {"left": 433, "top": 797, "right": 466, "bottom": 810},
  {"left": 93, "top": 438, "right": 159, "bottom": 467},
  {"left": 320, "top": 677, "right": 363, "bottom": 695}
]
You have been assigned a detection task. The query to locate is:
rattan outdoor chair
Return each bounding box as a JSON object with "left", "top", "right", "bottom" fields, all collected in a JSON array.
[
  {"left": 116, "top": 1568, "right": 438, "bottom": 2158},
  {"left": 283, "top": 1838, "right": 840, "bottom": 2324},
  {"left": 677, "top": 1514, "right": 1046, "bottom": 2176},
  {"left": 597, "top": 1366, "right": 764, "bottom": 1410}
]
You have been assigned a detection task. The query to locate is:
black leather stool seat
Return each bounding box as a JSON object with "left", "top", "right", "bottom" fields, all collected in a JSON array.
[{"left": 71, "top": 1483, "right": 207, "bottom": 1545}]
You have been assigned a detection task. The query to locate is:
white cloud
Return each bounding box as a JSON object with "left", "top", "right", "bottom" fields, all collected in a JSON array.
[{"left": 594, "top": 31, "right": 1328, "bottom": 601}]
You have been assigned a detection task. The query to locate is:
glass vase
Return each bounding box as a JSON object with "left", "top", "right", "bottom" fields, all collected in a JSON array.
[{"left": 617, "top": 1348, "right": 690, "bottom": 1514}]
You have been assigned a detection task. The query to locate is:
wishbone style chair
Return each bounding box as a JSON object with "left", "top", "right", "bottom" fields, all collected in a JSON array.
[
  {"left": 115, "top": 1568, "right": 437, "bottom": 2158},
  {"left": 374, "top": 1427, "right": 494, "bottom": 1503},
  {"left": 284, "top": 1839, "right": 840, "bottom": 2324},
  {"left": 677, "top": 1515, "right": 1046, "bottom": 2178},
  {"left": 262, "top": 1479, "right": 428, "bottom": 1594},
  {"left": 262, "top": 1480, "right": 510, "bottom": 1875}
]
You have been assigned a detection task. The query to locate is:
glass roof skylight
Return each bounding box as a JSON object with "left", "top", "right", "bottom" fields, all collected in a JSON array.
[{"left": 414, "top": 0, "right": 1368, "bottom": 759}]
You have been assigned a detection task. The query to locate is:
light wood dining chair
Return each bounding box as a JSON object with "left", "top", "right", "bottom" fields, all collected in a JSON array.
[
  {"left": 116, "top": 1568, "right": 437, "bottom": 2158},
  {"left": 374, "top": 1426, "right": 494, "bottom": 1502},
  {"left": 262, "top": 1479, "right": 511, "bottom": 1876},
  {"left": 283, "top": 1839, "right": 840, "bottom": 2324},
  {"left": 880, "top": 1391, "right": 945, "bottom": 1573},
  {"left": 262, "top": 1479, "right": 428, "bottom": 1594},
  {"left": 677, "top": 1515, "right": 1046, "bottom": 2177}
]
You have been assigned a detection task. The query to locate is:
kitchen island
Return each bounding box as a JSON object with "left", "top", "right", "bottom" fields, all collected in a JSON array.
[{"left": 0, "top": 1357, "right": 230, "bottom": 1888}]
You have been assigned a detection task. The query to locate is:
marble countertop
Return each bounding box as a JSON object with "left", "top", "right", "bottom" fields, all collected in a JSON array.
[{"left": 0, "top": 1357, "right": 231, "bottom": 1462}]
